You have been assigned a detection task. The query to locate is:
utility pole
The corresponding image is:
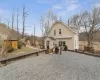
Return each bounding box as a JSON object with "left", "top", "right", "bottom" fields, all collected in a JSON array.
[{"left": 33, "top": 24, "right": 36, "bottom": 46}]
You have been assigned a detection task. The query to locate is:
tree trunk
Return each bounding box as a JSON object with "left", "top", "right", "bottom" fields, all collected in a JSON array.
[
  {"left": 42, "top": 37, "right": 45, "bottom": 49},
  {"left": 0, "top": 45, "right": 8, "bottom": 57}
]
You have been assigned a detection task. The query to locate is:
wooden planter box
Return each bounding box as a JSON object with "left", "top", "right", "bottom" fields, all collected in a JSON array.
[
  {"left": 46, "top": 49, "right": 53, "bottom": 54},
  {"left": 49, "top": 49, "right": 53, "bottom": 53}
]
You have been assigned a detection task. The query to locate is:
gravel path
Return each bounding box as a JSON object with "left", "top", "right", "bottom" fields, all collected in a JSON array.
[{"left": 0, "top": 51, "right": 100, "bottom": 80}]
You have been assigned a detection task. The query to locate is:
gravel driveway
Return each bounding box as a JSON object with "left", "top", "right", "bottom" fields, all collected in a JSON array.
[{"left": 0, "top": 51, "right": 100, "bottom": 80}]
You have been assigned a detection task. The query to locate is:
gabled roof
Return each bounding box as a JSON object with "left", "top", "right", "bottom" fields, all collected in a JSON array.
[
  {"left": 48, "top": 21, "right": 78, "bottom": 35},
  {"left": 49, "top": 37, "right": 56, "bottom": 40}
]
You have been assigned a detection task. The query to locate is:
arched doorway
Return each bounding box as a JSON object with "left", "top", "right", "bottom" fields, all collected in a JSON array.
[{"left": 46, "top": 40, "right": 50, "bottom": 49}]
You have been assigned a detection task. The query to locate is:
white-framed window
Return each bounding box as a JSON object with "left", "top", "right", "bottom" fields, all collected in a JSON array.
[
  {"left": 59, "top": 41, "right": 66, "bottom": 46},
  {"left": 59, "top": 29, "right": 61, "bottom": 34}
]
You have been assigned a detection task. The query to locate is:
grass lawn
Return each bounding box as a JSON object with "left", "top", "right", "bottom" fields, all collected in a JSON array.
[{"left": 7, "top": 46, "right": 37, "bottom": 57}]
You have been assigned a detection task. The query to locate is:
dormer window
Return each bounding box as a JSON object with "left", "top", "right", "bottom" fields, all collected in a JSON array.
[
  {"left": 54, "top": 30, "right": 56, "bottom": 35},
  {"left": 59, "top": 29, "right": 61, "bottom": 34}
]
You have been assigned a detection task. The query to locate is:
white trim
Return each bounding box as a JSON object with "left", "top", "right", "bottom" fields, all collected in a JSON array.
[
  {"left": 47, "top": 36, "right": 72, "bottom": 39},
  {"left": 45, "top": 36, "right": 56, "bottom": 41},
  {"left": 56, "top": 36, "right": 72, "bottom": 39}
]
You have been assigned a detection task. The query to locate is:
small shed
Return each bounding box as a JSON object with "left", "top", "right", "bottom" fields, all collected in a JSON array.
[
  {"left": 4, "top": 39, "right": 18, "bottom": 49},
  {"left": 4, "top": 30, "right": 20, "bottom": 49}
]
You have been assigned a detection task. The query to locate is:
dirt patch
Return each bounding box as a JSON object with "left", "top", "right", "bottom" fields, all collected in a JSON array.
[{"left": 79, "top": 41, "right": 100, "bottom": 54}]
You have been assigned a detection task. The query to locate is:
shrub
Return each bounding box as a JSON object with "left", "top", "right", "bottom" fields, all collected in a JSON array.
[
  {"left": 8, "top": 47, "right": 14, "bottom": 53},
  {"left": 0, "top": 44, "right": 2, "bottom": 48},
  {"left": 84, "top": 46, "right": 94, "bottom": 53},
  {"left": 40, "top": 45, "right": 44, "bottom": 49},
  {"left": 18, "top": 42, "right": 23, "bottom": 49}
]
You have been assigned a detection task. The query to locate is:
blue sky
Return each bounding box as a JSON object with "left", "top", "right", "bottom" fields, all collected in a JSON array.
[{"left": 0, "top": 0, "right": 100, "bottom": 36}]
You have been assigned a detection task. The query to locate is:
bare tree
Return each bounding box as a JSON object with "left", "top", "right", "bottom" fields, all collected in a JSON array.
[
  {"left": 40, "top": 9, "right": 58, "bottom": 36},
  {"left": 33, "top": 24, "right": 36, "bottom": 46},
  {"left": 40, "top": 9, "right": 58, "bottom": 47},
  {"left": 67, "top": 19, "right": 70, "bottom": 27},
  {"left": 12, "top": 9, "right": 15, "bottom": 30},
  {"left": 70, "top": 7, "right": 100, "bottom": 48},
  {"left": 17, "top": 8, "right": 19, "bottom": 33},
  {"left": 7, "top": 20, "right": 9, "bottom": 29},
  {"left": 5, "top": 20, "right": 9, "bottom": 28},
  {"left": 22, "top": 5, "right": 28, "bottom": 39},
  {"left": 69, "top": 14, "right": 83, "bottom": 33},
  {"left": 82, "top": 7, "right": 100, "bottom": 48},
  {"left": 40, "top": 16, "right": 44, "bottom": 36},
  {"left": 0, "top": 33, "right": 12, "bottom": 57}
]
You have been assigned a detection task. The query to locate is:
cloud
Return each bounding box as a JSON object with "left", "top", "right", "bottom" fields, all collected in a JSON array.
[
  {"left": 67, "top": 4, "right": 79, "bottom": 11},
  {"left": 0, "top": 8, "right": 12, "bottom": 24},
  {"left": 52, "top": 4, "right": 62, "bottom": 10},
  {"left": 66, "top": 0, "right": 80, "bottom": 11},
  {"left": 52, "top": 0, "right": 80, "bottom": 17},
  {"left": 69, "top": 0, "right": 78, "bottom": 4},
  {"left": 94, "top": 3, "right": 100, "bottom": 7},
  {"left": 36, "top": 0, "right": 55, "bottom": 4},
  {"left": 0, "top": 8, "right": 3, "bottom": 15},
  {"left": 52, "top": 0, "right": 80, "bottom": 11},
  {"left": 0, "top": 9, "right": 10, "bottom": 16}
]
